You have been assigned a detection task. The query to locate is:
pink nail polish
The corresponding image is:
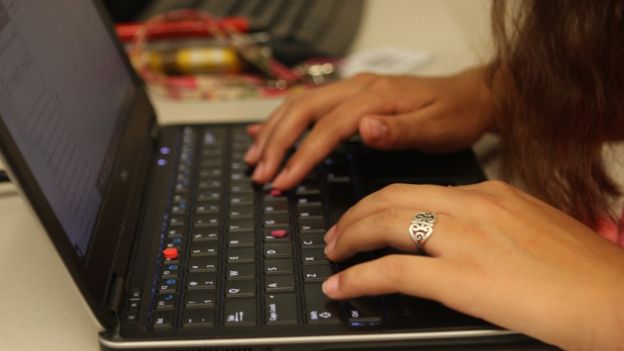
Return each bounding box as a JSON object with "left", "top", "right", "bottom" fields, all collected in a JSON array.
[{"left": 272, "top": 168, "right": 289, "bottom": 186}]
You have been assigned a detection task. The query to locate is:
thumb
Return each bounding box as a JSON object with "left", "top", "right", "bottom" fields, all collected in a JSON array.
[{"left": 359, "top": 114, "right": 436, "bottom": 150}]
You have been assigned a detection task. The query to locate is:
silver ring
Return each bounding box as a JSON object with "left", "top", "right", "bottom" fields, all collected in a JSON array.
[{"left": 408, "top": 211, "right": 437, "bottom": 251}]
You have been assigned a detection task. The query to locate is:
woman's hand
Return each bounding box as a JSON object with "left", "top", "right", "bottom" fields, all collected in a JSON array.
[
  {"left": 322, "top": 181, "right": 624, "bottom": 350},
  {"left": 245, "top": 67, "right": 495, "bottom": 189}
]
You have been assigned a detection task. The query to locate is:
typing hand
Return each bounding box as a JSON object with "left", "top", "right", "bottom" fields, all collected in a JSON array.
[
  {"left": 321, "top": 181, "right": 624, "bottom": 350},
  {"left": 244, "top": 67, "right": 495, "bottom": 189}
]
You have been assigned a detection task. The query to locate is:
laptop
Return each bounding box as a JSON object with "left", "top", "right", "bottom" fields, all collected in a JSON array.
[{"left": 0, "top": 0, "right": 528, "bottom": 349}]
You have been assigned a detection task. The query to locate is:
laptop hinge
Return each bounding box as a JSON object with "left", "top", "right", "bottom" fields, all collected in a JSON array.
[
  {"left": 106, "top": 274, "right": 124, "bottom": 316},
  {"left": 149, "top": 119, "right": 160, "bottom": 140}
]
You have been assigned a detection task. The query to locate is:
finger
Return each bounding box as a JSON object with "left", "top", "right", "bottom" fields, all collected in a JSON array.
[
  {"left": 326, "top": 209, "right": 459, "bottom": 261},
  {"left": 270, "top": 91, "right": 394, "bottom": 189},
  {"left": 358, "top": 108, "right": 444, "bottom": 151},
  {"left": 252, "top": 79, "right": 375, "bottom": 184},
  {"left": 246, "top": 123, "right": 263, "bottom": 138},
  {"left": 326, "top": 184, "right": 465, "bottom": 244},
  {"left": 322, "top": 254, "right": 457, "bottom": 302},
  {"left": 244, "top": 102, "right": 289, "bottom": 164}
]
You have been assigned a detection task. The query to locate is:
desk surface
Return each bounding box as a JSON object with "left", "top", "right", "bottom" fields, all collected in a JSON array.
[{"left": 0, "top": 1, "right": 491, "bottom": 350}]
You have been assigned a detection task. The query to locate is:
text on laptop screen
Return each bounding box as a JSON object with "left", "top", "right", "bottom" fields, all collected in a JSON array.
[{"left": 0, "top": 0, "right": 134, "bottom": 257}]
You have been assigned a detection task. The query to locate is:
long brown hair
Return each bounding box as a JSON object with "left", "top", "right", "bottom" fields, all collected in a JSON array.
[{"left": 488, "top": 0, "right": 624, "bottom": 228}]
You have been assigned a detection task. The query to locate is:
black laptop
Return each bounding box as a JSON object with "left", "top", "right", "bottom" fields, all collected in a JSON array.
[{"left": 0, "top": 0, "right": 528, "bottom": 349}]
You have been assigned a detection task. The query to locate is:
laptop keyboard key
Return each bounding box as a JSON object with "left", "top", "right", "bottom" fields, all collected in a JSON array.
[
  {"left": 182, "top": 309, "right": 215, "bottom": 328},
  {"left": 304, "top": 284, "right": 341, "bottom": 325},
  {"left": 227, "top": 263, "right": 256, "bottom": 280},
  {"left": 155, "top": 293, "right": 176, "bottom": 310},
  {"left": 184, "top": 290, "right": 216, "bottom": 308},
  {"left": 152, "top": 310, "right": 174, "bottom": 330},
  {"left": 188, "top": 256, "right": 218, "bottom": 272},
  {"left": 343, "top": 298, "right": 383, "bottom": 327},
  {"left": 187, "top": 272, "right": 217, "bottom": 290},
  {"left": 303, "top": 265, "right": 333, "bottom": 282},
  {"left": 226, "top": 280, "right": 256, "bottom": 297},
  {"left": 264, "top": 258, "right": 294, "bottom": 275},
  {"left": 265, "top": 294, "right": 298, "bottom": 326},
  {"left": 265, "top": 275, "right": 295, "bottom": 292},
  {"left": 224, "top": 298, "right": 256, "bottom": 326}
]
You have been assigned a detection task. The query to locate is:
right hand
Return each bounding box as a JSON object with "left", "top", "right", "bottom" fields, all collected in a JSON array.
[{"left": 245, "top": 67, "right": 496, "bottom": 189}]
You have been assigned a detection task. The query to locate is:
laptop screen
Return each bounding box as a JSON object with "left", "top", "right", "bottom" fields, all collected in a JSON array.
[{"left": 0, "top": 0, "right": 133, "bottom": 257}]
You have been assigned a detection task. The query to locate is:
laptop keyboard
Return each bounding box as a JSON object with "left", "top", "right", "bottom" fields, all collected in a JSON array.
[{"left": 137, "top": 125, "right": 383, "bottom": 330}]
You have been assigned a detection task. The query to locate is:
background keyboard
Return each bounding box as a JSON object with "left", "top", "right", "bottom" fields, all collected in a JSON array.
[{"left": 105, "top": 0, "right": 366, "bottom": 65}]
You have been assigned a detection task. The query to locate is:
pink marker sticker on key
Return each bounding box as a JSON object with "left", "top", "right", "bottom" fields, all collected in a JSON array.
[
  {"left": 270, "top": 189, "right": 282, "bottom": 197},
  {"left": 271, "top": 229, "right": 288, "bottom": 238}
]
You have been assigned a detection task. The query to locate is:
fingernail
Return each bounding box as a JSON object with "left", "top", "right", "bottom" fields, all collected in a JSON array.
[
  {"left": 244, "top": 144, "right": 258, "bottom": 163},
  {"left": 272, "top": 167, "right": 289, "bottom": 187},
  {"left": 322, "top": 275, "right": 339, "bottom": 295},
  {"left": 324, "top": 238, "right": 336, "bottom": 255},
  {"left": 324, "top": 225, "right": 336, "bottom": 244},
  {"left": 252, "top": 161, "right": 265, "bottom": 181},
  {"left": 363, "top": 117, "right": 388, "bottom": 140}
]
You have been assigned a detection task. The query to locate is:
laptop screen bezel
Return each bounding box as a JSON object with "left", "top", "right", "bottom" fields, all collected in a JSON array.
[{"left": 0, "top": 0, "right": 158, "bottom": 329}]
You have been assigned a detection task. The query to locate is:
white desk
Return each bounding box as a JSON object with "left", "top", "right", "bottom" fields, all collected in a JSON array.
[{"left": 0, "top": 1, "right": 491, "bottom": 350}]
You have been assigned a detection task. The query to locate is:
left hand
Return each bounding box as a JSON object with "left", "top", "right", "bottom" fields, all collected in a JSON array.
[{"left": 321, "top": 181, "right": 624, "bottom": 350}]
